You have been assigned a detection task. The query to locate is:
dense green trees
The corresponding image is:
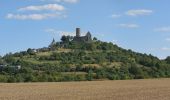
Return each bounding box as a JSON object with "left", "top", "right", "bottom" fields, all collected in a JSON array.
[
  {"left": 0, "top": 57, "right": 4, "bottom": 65},
  {"left": 165, "top": 56, "right": 170, "bottom": 64},
  {"left": 86, "top": 69, "right": 93, "bottom": 81},
  {"left": 61, "top": 35, "right": 73, "bottom": 42},
  {"left": 0, "top": 40, "right": 170, "bottom": 83},
  {"left": 93, "top": 37, "right": 98, "bottom": 41},
  {"left": 27, "top": 48, "right": 36, "bottom": 55},
  {"left": 129, "top": 65, "right": 144, "bottom": 79}
]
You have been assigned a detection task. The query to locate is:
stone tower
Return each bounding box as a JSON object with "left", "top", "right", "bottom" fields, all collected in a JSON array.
[
  {"left": 49, "top": 38, "right": 56, "bottom": 47},
  {"left": 86, "top": 31, "right": 92, "bottom": 41},
  {"left": 73, "top": 28, "right": 92, "bottom": 42},
  {"left": 76, "top": 28, "right": 80, "bottom": 37}
]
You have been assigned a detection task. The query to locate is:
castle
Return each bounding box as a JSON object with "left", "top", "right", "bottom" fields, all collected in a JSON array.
[
  {"left": 49, "top": 28, "right": 93, "bottom": 48},
  {"left": 72, "top": 28, "right": 92, "bottom": 42}
]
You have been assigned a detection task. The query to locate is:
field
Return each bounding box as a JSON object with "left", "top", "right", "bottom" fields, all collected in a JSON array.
[{"left": 0, "top": 79, "right": 170, "bottom": 100}]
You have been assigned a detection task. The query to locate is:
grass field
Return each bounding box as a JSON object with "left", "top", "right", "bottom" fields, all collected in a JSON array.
[{"left": 0, "top": 79, "right": 170, "bottom": 100}]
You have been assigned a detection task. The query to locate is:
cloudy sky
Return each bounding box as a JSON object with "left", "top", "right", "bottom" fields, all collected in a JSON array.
[{"left": 0, "top": 0, "right": 170, "bottom": 59}]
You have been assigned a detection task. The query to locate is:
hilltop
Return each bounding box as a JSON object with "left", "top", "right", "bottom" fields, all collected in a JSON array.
[{"left": 0, "top": 28, "right": 170, "bottom": 82}]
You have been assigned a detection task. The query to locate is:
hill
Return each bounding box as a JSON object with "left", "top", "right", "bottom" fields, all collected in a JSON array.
[{"left": 0, "top": 30, "right": 170, "bottom": 82}]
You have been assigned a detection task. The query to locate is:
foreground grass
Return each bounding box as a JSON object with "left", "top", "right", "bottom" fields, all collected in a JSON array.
[{"left": 0, "top": 79, "right": 170, "bottom": 100}]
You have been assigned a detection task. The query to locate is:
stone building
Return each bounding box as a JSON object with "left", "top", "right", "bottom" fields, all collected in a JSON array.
[
  {"left": 73, "top": 28, "right": 92, "bottom": 42},
  {"left": 49, "top": 38, "right": 56, "bottom": 47}
]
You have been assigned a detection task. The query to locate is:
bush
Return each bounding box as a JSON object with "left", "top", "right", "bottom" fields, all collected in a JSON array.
[
  {"left": 0, "top": 75, "right": 8, "bottom": 82},
  {"left": 129, "top": 65, "right": 144, "bottom": 79},
  {"left": 7, "top": 76, "right": 16, "bottom": 83},
  {"left": 86, "top": 69, "right": 93, "bottom": 81}
]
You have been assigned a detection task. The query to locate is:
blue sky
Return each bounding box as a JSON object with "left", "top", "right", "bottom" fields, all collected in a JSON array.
[{"left": 1, "top": 0, "right": 170, "bottom": 59}]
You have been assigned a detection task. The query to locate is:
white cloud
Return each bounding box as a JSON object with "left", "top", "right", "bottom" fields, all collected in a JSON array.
[
  {"left": 165, "top": 38, "right": 170, "bottom": 42},
  {"left": 161, "top": 47, "right": 170, "bottom": 51},
  {"left": 45, "top": 28, "right": 87, "bottom": 36},
  {"left": 112, "top": 39, "right": 118, "bottom": 45},
  {"left": 118, "top": 24, "right": 139, "bottom": 28},
  {"left": 58, "top": 31, "right": 76, "bottom": 36},
  {"left": 6, "top": 13, "right": 66, "bottom": 20},
  {"left": 155, "top": 27, "right": 170, "bottom": 33},
  {"left": 111, "top": 14, "right": 121, "bottom": 18},
  {"left": 126, "top": 9, "right": 153, "bottom": 16},
  {"left": 41, "top": 0, "right": 79, "bottom": 3},
  {"left": 61, "top": 0, "right": 78, "bottom": 3},
  {"left": 45, "top": 28, "right": 75, "bottom": 36},
  {"left": 45, "top": 28, "right": 58, "bottom": 33},
  {"left": 19, "top": 4, "right": 65, "bottom": 11},
  {"left": 93, "top": 33, "right": 105, "bottom": 38}
]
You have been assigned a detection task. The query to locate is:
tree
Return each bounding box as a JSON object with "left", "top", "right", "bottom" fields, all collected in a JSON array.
[
  {"left": 96, "top": 68, "right": 107, "bottom": 79},
  {"left": 129, "top": 65, "right": 144, "bottom": 79},
  {"left": 61, "top": 35, "right": 73, "bottom": 42},
  {"left": 19, "top": 67, "right": 33, "bottom": 74},
  {"left": 86, "top": 69, "right": 93, "bottom": 81},
  {"left": 3, "top": 56, "right": 15, "bottom": 65},
  {"left": 0, "top": 75, "right": 8, "bottom": 82},
  {"left": 27, "top": 48, "right": 35, "bottom": 55},
  {"left": 0, "top": 57, "right": 4, "bottom": 65},
  {"left": 61, "top": 35, "right": 67, "bottom": 42},
  {"left": 7, "top": 76, "right": 16, "bottom": 83},
  {"left": 165, "top": 56, "right": 170, "bottom": 64},
  {"left": 24, "top": 74, "right": 35, "bottom": 82},
  {"left": 80, "top": 42, "right": 96, "bottom": 50},
  {"left": 93, "top": 37, "right": 98, "bottom": 41}
]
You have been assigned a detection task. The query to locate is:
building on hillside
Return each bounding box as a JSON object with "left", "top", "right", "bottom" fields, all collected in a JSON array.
[
  {"left": 0, "top": 64, "right": 5, "bottom": 70},
  {"left": 72, "top": 28, "right": 92, "bottom": 42},
  {"left": 0, "top": 64, "right": 21, "bottom": 71},
  {"left": 49, "top": 38, "right": 56, "bottom": 47}
]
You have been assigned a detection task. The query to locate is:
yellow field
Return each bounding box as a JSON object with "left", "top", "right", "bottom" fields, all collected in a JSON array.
[{"left": 0, "top": 79, "right": 170, "bottom": 100}]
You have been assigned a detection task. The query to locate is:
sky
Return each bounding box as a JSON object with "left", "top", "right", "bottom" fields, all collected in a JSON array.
[{"left": 1, "top": 0, "right": 170, "bottom": 59}]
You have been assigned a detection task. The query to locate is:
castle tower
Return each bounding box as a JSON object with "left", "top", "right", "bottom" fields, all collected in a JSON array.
[
  {"left": 76, "top": 28, "right": 80, "bottom": 37},
  {"left": 86, "top": 31, "right": 92, "bottom": 41},
  {"left": 50, "top": 38, "right": 56, "bottom": 46}
]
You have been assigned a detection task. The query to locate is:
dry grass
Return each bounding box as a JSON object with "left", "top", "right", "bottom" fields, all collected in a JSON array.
[{"left": 0, "top": 79, "right": 170, "bottom": 100}]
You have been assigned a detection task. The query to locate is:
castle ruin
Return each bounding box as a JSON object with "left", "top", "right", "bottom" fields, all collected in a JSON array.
[{"left": 72, "top": 28, "right": 92, "bottom": 42}]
